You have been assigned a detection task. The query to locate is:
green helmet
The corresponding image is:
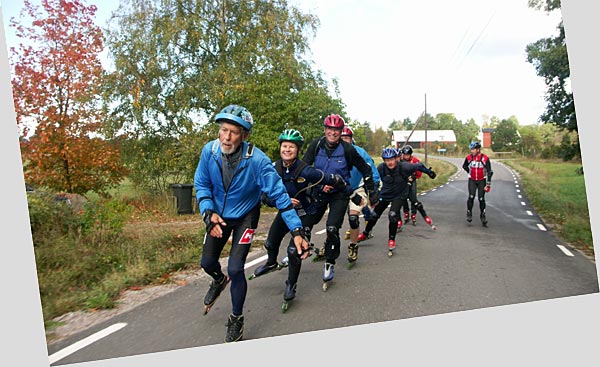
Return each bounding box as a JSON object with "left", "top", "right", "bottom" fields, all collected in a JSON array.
[{"left": 278, "top": 128, "right": 304, "bottom": 147}]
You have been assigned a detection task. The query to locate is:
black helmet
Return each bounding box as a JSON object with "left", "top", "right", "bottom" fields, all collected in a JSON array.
[
  {"left": 215, "top": 104, "right": 254, "bottom": 131},
  {"left": 400, "top": 145, "right": 413, "bottom": 155},
  {"left": 278, "top": 128, "right": 304, "bottom": 147}
]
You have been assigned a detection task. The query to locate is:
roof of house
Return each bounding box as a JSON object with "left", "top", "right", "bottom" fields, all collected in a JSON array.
[{"left": 392, "top": 130, "right": 457, "bottom": 143}]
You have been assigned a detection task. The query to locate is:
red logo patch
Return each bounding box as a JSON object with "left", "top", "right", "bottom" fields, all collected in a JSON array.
[{"left": 239, "top": 228, "right": 256, "bottom": 245}]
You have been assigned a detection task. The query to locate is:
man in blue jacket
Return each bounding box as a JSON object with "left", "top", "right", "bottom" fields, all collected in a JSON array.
[{"left": 194, "top": 105, "right": 310, "bottom": 343}]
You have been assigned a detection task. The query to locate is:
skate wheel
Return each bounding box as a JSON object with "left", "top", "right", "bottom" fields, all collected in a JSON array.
[
  {"left": 247, "top": 274, "right": 256, "bottom": 280},
  {"left": 282, "top": 302, "right": 288, "bottom": 313},
  {"left": 203, "top": 305, "right": 210, "bottom": 315},
  {"left": 347, "top": 262, "right": 355, "bottom": 270},
  {"left": 431, "top": 225, "right": 437, "bottom": 230},
  {"left": 322, "top": 283, "right": 328, "bottom": 291},
  {"left": 388, "top": 251, "right": 393, "bottom": 257}
]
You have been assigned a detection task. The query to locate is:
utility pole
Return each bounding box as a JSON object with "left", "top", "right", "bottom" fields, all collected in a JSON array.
[{"left": 424, "top": 93, "right": 428, "bottom": 165}]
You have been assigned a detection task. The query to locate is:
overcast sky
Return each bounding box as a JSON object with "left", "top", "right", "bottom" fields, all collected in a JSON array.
[{"left": 1, "top": 0, "right": 563, "bottom": 129}]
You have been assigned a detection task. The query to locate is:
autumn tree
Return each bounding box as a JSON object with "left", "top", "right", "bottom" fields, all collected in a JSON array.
[{"left": 10, "top": 0, "right": 126, "bottom": 195}]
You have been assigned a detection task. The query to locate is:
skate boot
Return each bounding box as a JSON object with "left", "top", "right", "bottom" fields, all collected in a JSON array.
[
  {"left": 344, "top": 228, "right": 351, "bottom": 240},
  {"left": 466, "top": 210, "right": 473, "bottom": 223},
  {"left": 424, "top": 216, "right": 436, "bottom": 230},
  {"left": 312, "top": 246, "right": 326, "bottom": 262},
  {"left": 387, "top": 239, "right": 396, "bottom": 257},
  {"left": 397, "top": 219, "right": 403, "bottom": 231},
  {"left": 480, "top": 211, "right": 488, "bottom": 227},
  {"left": 225, "top": 314, "right": 244, "bottom": 343},
  {"left": 347, "top": 243, "right": 358, "bottom": 269},
  {"left": 411, "top": 213, "right": 417, "bottom": 225},
  {"left": 357, "top": 232, "right": 368, "bottom": 243},
  {"left": 282, "top": 280, "right": 297, "bottom": 313},
  {"left": 203, "top": 275, "right": 230, "bottom": 315},
  {"left": 404, "top": 212, "right": 410, "bottom": 222},
  {"left": 247, "top": 262, "right": 279, "bottom": 280},
  {"left": 322, "top": 262, "right": 334, "bottom": 291}
]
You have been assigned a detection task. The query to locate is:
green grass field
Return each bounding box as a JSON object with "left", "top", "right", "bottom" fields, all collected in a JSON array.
[{"left": 503, "top": 159, "right": 593, "bottom": 257}]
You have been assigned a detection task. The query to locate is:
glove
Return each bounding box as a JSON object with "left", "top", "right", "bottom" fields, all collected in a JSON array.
[
  {"left": 427, "top": 168, "right": 437, "bottom": 179},
  {"left": 203, "top": 209, "right": 216, "bottom": 233},
  {"left": 328, "top": 174, "right": 347, "bottom": 192},
  {"left": 351, "top": 193, "right": 364, "bottom": 206},
  {"left": 484, "top": 183, "right": 491, "bottom": 193},
  {"left": 368, "top": 190, "right": 380, "bottom": 206}
]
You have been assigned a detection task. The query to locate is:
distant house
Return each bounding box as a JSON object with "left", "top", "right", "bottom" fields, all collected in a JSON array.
[
  {"left": 391, "top": 130, "right": 457, "bottom": 149},
  {"left": 481, "top": 128, "right": 494, "bottom": 148}
]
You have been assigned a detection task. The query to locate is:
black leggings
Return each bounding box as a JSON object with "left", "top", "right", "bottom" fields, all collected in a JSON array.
[
  {"left": 467, "top": 179, "right": 487, "bottom": 213},
  {"left": 402, "top": 181, "right": 427, "bottom": 217},
  {"left": 364, "top": 197, "right": 404, "bottom": 240},
  {"left": 302, "top": 191, "right": 349, "bottom": 265},
  {"left": 200, "top": 204, "right": 260, "bottom": 316}
]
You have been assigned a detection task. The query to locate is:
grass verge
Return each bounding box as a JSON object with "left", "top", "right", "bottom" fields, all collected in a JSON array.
[{"left": 503, "top": 159, "right": 594, "bottom": 258}]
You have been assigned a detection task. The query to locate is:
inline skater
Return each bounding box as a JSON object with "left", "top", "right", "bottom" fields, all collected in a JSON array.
[
  {"left": 194, "top": 105, "right": 310, "bottom": 342},
  {"left": 302, "top": 114, "right": 379, "bottom": 290},
  {"left": 462, "top": 141, "right": 493, "bottom": 226},
  {"left": 399, "top": 145, "right": 436, "bottom": 229},
  {"left": 357, "top": 147, "right": 436, "bottom": 256},
  {"left": 340, "top": 126, "right": 380, "bottom": 268}
]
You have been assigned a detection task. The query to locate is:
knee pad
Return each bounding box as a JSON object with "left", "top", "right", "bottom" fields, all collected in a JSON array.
[
  {"left": 326, "top": 225, "right": 339, "bottom": 242},
  {"left": 469, "top": 194, "right": 475, "bottom": 200},
  {"left": 348, "top": 214, "right": 360, "bottom": 229},
  {"left": 388, "top": 210, "right": 398, "bottom": 222},
  {"left": 264, "top": 239, "right": 275, "bottom": 251}
]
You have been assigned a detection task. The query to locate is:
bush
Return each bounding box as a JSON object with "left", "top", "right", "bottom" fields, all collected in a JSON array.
[{"left": 26, "top": 192, "right": 82, "bottom": 244}]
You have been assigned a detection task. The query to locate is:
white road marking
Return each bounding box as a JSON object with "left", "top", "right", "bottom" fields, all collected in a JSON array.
[
  {"left": 432, "top": 188, "right": 437, "bottom": 192},
  {"left": 518, "top": 195, "right": 522, "bottom": 199},
  {"left": 521, "top": 202, "right": 526, "bottom": 206},
  {"left": 526, "top": 211, "right": 533, "bottom": 216},
  {"left": 516, "top": 189, "right": 521, "bottom": 193},
  {"left": 537, "top": 224, "right": 547, "bottom": 231},
  {"left": 515, "top": 185, "right": 520, "bottom": 188},
  {"left": 557, "top": 245, "right": 574, "bottom": 257},
  {"left": 315, "top": 228, "right": 326, "bottom": 235},
  {"left": 245, "top": 255, "right": 268, "bottom": 268},
  {"left": 48, "top": 323, "right": 128, "bottom": 365}
]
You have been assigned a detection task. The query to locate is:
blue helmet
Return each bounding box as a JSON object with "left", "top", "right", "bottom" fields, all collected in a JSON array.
[
  {"left": 469, "top": 141, "right": 481, "bottom": 150},
  {"left": 215, "top": 104, "right": 254, "bottom": 131},
  {"left": 381, "top": 147, "right": 398, "bottom": 159}
]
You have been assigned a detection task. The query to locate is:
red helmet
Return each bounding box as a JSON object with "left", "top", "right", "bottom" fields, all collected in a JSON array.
[
  {"left": 323, "top": 114, "right": 345, "bottom": 129},
  {"left": 341, "top": 126, "right": 353, "bottom": 137}
]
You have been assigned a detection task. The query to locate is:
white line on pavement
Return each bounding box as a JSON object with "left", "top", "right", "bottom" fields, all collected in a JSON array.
[
  {"left": 557, "top": 245, "right": 574, "bottom": 257},
  {"left": 315, "top": 228, "right": 326, "bottom": 235},
  {"left": 516, "top": 189, "right": 521, "bottom": 193},
  {"left": 526, "top": 211, "right": 533, "bottom": 216},
  {"left": 518, "top": 195, "right": 522, "bottom": 198},
  {"left": 49, "top": 323, "right": 128, "bottom": 365},
  {"left": 245, "top": 255, "right": 268, "bottom": 268},
  {"left": 537, "top": 224, "right": 547, "bottom": 231},
  {"left": 521, "top": 202, "right": 526, "bottom": 206},
  {"left": 515, "top": 185, "right": 520, "bottom": 188}
]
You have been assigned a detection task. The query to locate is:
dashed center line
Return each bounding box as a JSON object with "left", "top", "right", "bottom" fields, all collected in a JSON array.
[
  {"left": 537, "top": 224, "right": 547, "bottom": 231},
  {"left": 526, "top": 211, "right": 533, "bottom": 216},
  {"left": 521, "top": 202, "right": 526, "bottom": 206}
]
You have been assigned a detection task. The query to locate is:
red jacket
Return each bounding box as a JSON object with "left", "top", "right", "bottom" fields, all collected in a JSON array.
[{"left": 463, "top": 153, "right": 491, "bottom": 181}]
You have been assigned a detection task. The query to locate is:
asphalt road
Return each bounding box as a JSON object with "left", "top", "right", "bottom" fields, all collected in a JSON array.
[{"left": 47, "top": 157, "right": 598, "bottom": 365}]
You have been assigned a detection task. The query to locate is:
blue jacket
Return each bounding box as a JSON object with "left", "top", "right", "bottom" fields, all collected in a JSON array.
[
  {"left": 194, "top": 139, "right": 302, "bottom": 231},
  {"left": 349, "top": 145, "right": 380, "bottom": 190}
]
